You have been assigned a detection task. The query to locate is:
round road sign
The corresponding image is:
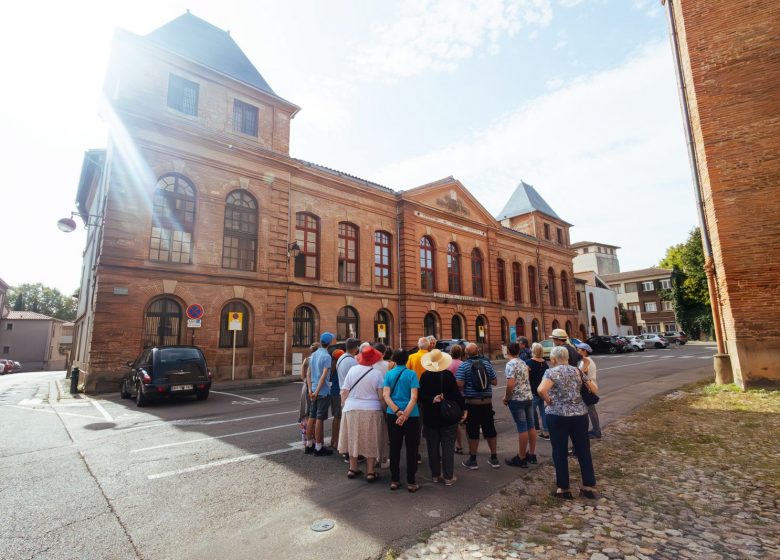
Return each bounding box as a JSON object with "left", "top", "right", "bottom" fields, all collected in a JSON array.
[{"left": 186, "top": 304, "right": 204, "bottom": 320}]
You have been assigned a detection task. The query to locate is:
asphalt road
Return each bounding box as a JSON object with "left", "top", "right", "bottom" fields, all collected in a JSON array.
[{"left": 0, "top": 344, "right": 717, "bottom": 560}]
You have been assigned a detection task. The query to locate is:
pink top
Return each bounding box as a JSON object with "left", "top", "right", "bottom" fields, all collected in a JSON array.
[{"left": 447, "top": 358, "right": 463, "bottom": 376}]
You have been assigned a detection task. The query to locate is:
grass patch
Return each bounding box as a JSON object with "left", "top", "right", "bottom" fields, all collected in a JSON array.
[
  {"left": 602, "top": 465, "right": 627, "bottom": 479},
  {"left": 417, "top": 529, "right": 432, "bottom": 542},
  {"left": 538, "top": 523, "right": 559, "bottom": 534},
  {"left": 527, "top": 535, "right": 552, "bottom": 546},
  {"left": 496, "top": 506, "right": 524, "bottom": 529}
]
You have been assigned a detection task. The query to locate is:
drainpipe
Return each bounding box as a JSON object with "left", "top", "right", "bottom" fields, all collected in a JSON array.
[
  {"left": 536, "top": 244, "right": 546, "bottom": 340},
  {"left": 664, "top": 0, "right": 731, "bottom": 383},
  {"left": 395, "top": 199, "right": 403, "bottom": 348},
  {"left": 282, "top": 175, "right": 293, "bottom": 378}
]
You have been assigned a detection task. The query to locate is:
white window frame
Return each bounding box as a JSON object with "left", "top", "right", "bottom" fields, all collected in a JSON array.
[
  {"left": 659, "top": 279, "right": 672, "bottom": 290},
  {"left": 642, "top": 281, "right": 655, "bottom": 291},
  {"left": 661, "top": 300, "right": 673, "bottom": 311},
  {"left": 644, "top": 301, "right": 658, "bottom": 312}
]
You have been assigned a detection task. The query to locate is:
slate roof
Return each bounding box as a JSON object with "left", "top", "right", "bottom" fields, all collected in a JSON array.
[
  {"left": 496, "top": 181, "right": 562, "bottom": 221},
  {"left": 601, "top": 267, "right": 673, "bottom": 282},
  {"left": 146, "top": 12, "right": 277, "bottom": 96},
  {"left": 4, "top": 311, "right": 59, "bottom": 321}
]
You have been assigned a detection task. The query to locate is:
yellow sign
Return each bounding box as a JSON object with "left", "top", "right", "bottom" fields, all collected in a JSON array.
[
  {"left": 377, "top": 323, "right": 387, "bottom": 339},
  {"left": 478, "top": 325, "right": 485, "bottom": 339},
  {"left": 229, "top": 312, "right": 243, "bottom": 331}
]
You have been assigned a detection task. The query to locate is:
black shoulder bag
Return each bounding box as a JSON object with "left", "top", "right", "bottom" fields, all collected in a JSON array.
[
  {"left": 578, "top": 367, "right": 600, "bottom": 405},
  {"left": 438, "top": 372, "right": 463, "bottom": 425}
]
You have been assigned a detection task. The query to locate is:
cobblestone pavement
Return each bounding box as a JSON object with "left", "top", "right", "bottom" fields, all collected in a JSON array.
[{"left": 390, "top": 384, "right": 780, "bottom": 560}]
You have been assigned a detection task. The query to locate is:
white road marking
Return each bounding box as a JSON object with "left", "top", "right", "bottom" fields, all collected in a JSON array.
[
  {"left": 699, "top": 356, "right": 713, "bottom": 360},
  {"left": 147, "top": 444, "right": 299, "bottom": 480},
  {"left": 119, "top": 409, "right": 298, "bottom": 433},
  {"left": 86, "top": 397, "right": 113, "bottom": 422},
  {"left": 18, "top": 398, "right": 42, "bottom": 406},
  {"left": 210, "top": 390, "right": 278, "bottom": 404},
  {"left": 130, "top": 422, "right": 299, "bottom": 453},
  {"left": 597, "top": 354, "right": 709, "bottom": 371},
  {"left": 2, "top": 404, "right": 103, "bottom": 420}
]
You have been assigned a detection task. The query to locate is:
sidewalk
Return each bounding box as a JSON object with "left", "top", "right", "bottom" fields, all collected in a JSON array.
[{"left": 389, "top": 383, "right": 780, "bottom": 560}]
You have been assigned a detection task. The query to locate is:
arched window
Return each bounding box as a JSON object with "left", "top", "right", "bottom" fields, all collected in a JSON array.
[
  {"left": 219, "top": 301, "right": 249, "bottom": 347},
  {"left": 451, "top": 314, "right": 464, "bottom": 339},
  {"left": 476, "top": 315, "right": 488, "bottom": 342},
  {"left": 548, "top": 267, "right": 557, "bottom": 306},
  {"left": 512, "top": 262, "right": 523, "bottom": 303},
  {"left": 420, "top": 237, "right": 436, "bottom": 291},
  {"left": 602, "top": 317, "right": 609, "bottom": 336},
  {"left": 552, "top": 319, "right": 560, "bottom": 330},
  {"left": 337, "top": 306, "right": 360, "bottom": 340},
  {"left": 292, "top": 305, "right": 317, "bottom": 346},
  {"left": 531, "top": 318, "right": 541, "bottom": 342},
  {"left": 143, "top": 298, "right": 182, "bottom": 347},
  {"left": 560, "top": 271, "right": 570, "bottom": 308},
  {"left": 447, "top": 243, "right": 461, "bottom": 294},
  {"left": 501, "top": 317, "right": 509, "bottom": 343},
  {"left": 222, "top": 190, "right": 258, "bottom": 271},
  {"left": 149, "top": 174, "right": 195, "bottom": 263},
  {"left": 338, "top": 222, "right": 359, "bottom": 284},
  {"left": 515, "top": 317, "right": 525, "bottom": 337},
  {"left": 424, "top": 312, "right": 439, "bottom": 338},
  {"left": 528, "top": 266, "right": 538, "bottom": 305},
  {"left": 374, "top": 231, "right": 392, "bottom": 288},
  {"left": 614, "top": 306, "right": 620, "bottom": 324},
  {"left": 579, "top": 323, "right": 587, "bottom": 340},
  {"left": 497, "top": 259, "right": 507, "bottom": 301},
  {"left": 576, "top": 291, "right": 583, "bottom": 311},
  {"left": 294, "top": 212, "right": 319, "bottom": 279},
  {"left": 589, "top": 292, "right": 596, "bottom": 313},
  {"left": 566, "top": 321, "right": 574, "bottom": 338},
  {"left": 374, "top": 309, "right": 392, "bottom": 344},
  {"left": 591, "top": 316, "right": 599, "bottom": 336},
  {"left": 471, "top": 248, "right": 484, "bottom": 297}
]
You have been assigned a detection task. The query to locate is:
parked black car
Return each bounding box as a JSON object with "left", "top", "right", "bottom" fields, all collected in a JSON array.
[
  {"left": 586, "top": 336, "right": 626, "bottom": 355},
  {"left": 121, "top": 345, "right": 212, "bottom": 406},
  {"left": 435, "top": 339, "right": 470, "bottom": 352}
]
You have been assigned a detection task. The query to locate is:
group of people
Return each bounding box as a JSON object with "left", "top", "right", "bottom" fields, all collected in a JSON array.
[{"left": 299, "top": 328, "right": 600, "bottom": 499}]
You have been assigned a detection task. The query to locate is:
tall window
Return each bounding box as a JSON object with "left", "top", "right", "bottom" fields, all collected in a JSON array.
[
  {"left": 447, "top": 243, "right": 461, "bottom": 294},
  {"left": 337, "top": 306, "right": 359, "bottom": 340},
  {"left": 451, "top": 314, "right": 464, "bottom": 339},
  {"left": 548, "top": 267, "right": 557, "bottom": 306},
  {"left": 292, "top": 305, "right": 316, "bottom": 346},
  {"left": 167, "top": 74, "right": 199, "bottom": 116},
  {"left": 149, "top": 174, "right": 195, "bottom": 263},
  {"left": 614, "top": 307, "right": 620, "bottom": 324},
  {"left": 512, "top": 262, "right": 522, "bottom": 303},
  {"left": 497, "top": 259, "right": 507, "bottom": 301},
  {"left": 338, "top": 222, "right": 359, "bottom": 284},
  {"left": 471, "top": 248, "right": 484, "bottom": 297},
  {"left": 515, "top": 317, "right": 525, "bottom": 337},
  {"left": 142, "top": 298, "right": 182, "bottom": 347},
  {"left": 552, "top": 319, "right": 560, "bottom": 330},
  {"left": 374, "top": 231, "right": 392, "bottom": 288},
  {"left": 560, "top": 271, "right": 570, "bottom": 308},
  {"left": 294, "top": 212, "right": 319, "bottom": 279},
  {"left": 222, "top": 191, "right": 258, "bottom": 271},
  {"left": 566, "top": 321, "right": 574, "bottom": 338},
  {"left": 589, "top": 292, "right": 596, "bottom": 313},
  {"left": 424, "top": 312, "right": 439, "bottom": 338},
  {"left": 576, "top": 291, "right": 582, "bottom": 311},
  {"left": 233, "top": 99, "right": 258, "bottom": 136},
  {"left": 556, "top": 228, "right": 564, "bottom": 245},
  {"left": 543, "top": 223, "right": 551, "bottom": 240},
  {"left": 219, "top": 301, "right": 249, "bottom": 347},
  {"left": 375, "top": 309, "right": 392, "bottom": 344},
  {"left": 420, "top": 237, "right": 436, "bottom": 291},
  {"left": 501, "top": 317, "right": 509, "bottom": 343},
  {"left": 476, "top": 315, "right": 487, "bottom": 342},
  {"left": 531, "top": 318, "right": 541, "bottom": 342},
  {"left": 528, "top": 266, "right": 538, "bottom": 305},
  {"left": 602, "top": 317, "right": 609, "bottom": 335}
]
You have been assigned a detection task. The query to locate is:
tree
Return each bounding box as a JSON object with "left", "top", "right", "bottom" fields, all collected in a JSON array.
[
  {"left": 659, "top": 228, "right": 712, "bottom": 339},
  {"left": 6, "top": 283, "right": 77, "bottom": 321}
]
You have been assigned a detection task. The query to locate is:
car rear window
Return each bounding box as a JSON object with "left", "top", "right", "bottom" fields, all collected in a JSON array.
[{"left": 157, "top": 348, "right": 205, "bottom": 371}]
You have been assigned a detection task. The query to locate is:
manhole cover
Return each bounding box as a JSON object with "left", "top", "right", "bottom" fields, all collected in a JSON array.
[{"left": 311, "top": 519, "right": 335, "bottom": 532}]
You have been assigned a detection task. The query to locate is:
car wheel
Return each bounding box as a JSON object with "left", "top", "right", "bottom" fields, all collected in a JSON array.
[
  {"left": 135, "top": 385, "right": 148, "bottom": 407},
  {"left": 120, "top": 379, "right": 131, "bottom": 399},
  {"left": 195, "top": 388, "right": 209, "bottom": 401},
  {"left": 608, "top": 346, "right": 617, "bottom": 354},
  {"left": 655, "top": 342, "right": 663, "bottom": 349}
]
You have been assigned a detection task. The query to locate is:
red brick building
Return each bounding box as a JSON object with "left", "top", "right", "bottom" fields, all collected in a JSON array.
[
  {"left": 70, "top": 13, "right": 577, "bottom": 391},
  {"left": 665, "top": 1, "right": 780, "bottom": 387}
]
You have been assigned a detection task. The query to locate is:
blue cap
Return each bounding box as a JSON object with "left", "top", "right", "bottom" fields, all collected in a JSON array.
[
  {"left": 576, "top": 342, "right": 593, "bottom": 354},
  {"left": 320, "top": 332, "right": 335, "bottom": 345}
]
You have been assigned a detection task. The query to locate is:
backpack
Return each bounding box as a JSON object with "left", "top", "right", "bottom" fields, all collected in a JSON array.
[{"left": 469, "top": 359, "right": 490, "bottom": 392}]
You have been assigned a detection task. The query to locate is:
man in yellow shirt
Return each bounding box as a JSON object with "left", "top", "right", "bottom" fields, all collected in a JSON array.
[{"left": 406, "top": 337, "right": 432, "bottom": 380}]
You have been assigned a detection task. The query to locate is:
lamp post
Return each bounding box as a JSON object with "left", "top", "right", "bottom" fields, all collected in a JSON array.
[
  {"left": 282, "top": 241, "right": 301, "bottom": 379},
  {"left": 56, "top": 212, "right": 103, "bottom": 232}
]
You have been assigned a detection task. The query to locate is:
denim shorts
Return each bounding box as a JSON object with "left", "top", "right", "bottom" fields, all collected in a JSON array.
[
  {"left": 508, "top": 399, "right": 534, "bottom": 433},
  {"left": 309, "top": 396, "right": 330, "bottom": 420}
]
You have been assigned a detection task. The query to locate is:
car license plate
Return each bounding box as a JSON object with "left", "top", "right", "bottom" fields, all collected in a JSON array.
[{"left": 171, "top": 384, "right": 193, "bottom": 391}]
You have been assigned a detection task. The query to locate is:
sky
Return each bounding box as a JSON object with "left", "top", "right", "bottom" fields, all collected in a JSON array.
[{"left": 0, "top": 0, "right": 698, "bottom": 295}]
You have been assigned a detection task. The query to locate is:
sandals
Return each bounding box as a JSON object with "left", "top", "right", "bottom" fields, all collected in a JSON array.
[
  {"left": 407, "top": 483, "right": 420, "bottom": 493},
  {"left": 390, "top": 481, "right": 400, "bottom": 490},
  {"left": 366, "top": 472, "right": 380, "bottom": 483},
  {"left": 347, "top": 469, "right": 363, "bottom": 479}
]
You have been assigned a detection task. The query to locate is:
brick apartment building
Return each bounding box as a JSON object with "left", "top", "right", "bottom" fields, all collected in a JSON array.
[
  {"left": 602, "top": 268, "right": 677, "bottom": 334},
  {"left": 665, "top": 1, "right": 779, "bottom": 387},
  {"left": 69, "top": 13, "right": 578, "bottom": 391}
]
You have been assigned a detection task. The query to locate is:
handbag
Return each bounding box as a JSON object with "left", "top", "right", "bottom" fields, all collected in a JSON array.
[
  {"left": 578, "top": 368, "right": 600, "bottom": 406},
  {"left": 438, "top": 372, "right": 463, "bottom": 425}
]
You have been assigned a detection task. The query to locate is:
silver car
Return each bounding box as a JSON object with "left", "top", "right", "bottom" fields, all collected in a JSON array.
[
  {"left": 639, "top": 334, "right": 669, "bottom": 349},
  {"left": 627, "top": 336, "right": 645, "bottom": 351}
]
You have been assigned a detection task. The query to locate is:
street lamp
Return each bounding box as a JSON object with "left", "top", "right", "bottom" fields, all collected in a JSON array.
[
  {"left": 57, "top": 211, "right": 102, "bottom": 232},
  {"left": 287, "top": 242, "right": 301, "bottom": 260}
]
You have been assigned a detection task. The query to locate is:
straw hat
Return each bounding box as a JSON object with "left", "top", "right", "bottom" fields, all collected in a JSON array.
[
  {"left": 357, "top": 346, "right": 383, "bottom": 366},
  {"left": 550, "top": 328, "right": 569, "bottom": 341},
  {"left": 421, "top": 349, "right": 453, "bottom": 372}
]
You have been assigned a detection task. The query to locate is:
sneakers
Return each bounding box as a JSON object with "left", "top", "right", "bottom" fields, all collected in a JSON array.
[
  {"left": 461, "top": 457, "right": 479, "bottom": 470},
  {"left": 527, "top": 453, "right": 538, "bottom": 464},
  {"left": 304, "top": 445, "right": 314, "bottom": 455},
  {"left": 580, "top": 488, "right": 598, "bottom": 499},
  {"left": 444, "top": 476, "right": 458, "bottom": 486},
  {"left": 504, "top": 455, "right": 528, "bottom": 468},
  {"left": 487, "top": 456, "right": 501, "bottom": 469},
  {"left": 313, "top": 447, "right": 334, "bottom": 456},
  {"left": 588, "top": 432, "right": 602, "bottom": 439},
  {"left": 539, "top": 432, "right": 550, "bottom": 440}
]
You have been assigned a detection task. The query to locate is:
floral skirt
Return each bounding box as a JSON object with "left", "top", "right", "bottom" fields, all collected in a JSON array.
[{"left": 338, "top": 409, "right": 385, "bottom": 459}]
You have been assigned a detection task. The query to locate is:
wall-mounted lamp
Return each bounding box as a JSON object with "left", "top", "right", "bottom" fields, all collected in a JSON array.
[
  {"left": 57, "top": 212, "right": 102, "bottom": 233},
  {"left": 287, "top": 242, "right": 301, "bottom": 261}
]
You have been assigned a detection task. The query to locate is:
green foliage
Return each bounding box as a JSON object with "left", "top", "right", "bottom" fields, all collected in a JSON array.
[
  {"left": 660, "top": 228, "right": 712, "bottom": 339},
  {"left": 7, "top": 283, "right": 77, "bottom": 321}
]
